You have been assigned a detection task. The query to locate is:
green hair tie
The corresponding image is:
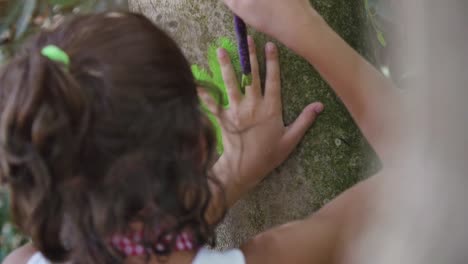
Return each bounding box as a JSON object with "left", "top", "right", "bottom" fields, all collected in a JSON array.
[{"left": 41, "top": 45, "right": 70, "bottom": 67}]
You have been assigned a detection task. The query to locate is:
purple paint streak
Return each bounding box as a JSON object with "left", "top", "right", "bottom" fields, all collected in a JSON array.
[{"left": 234, "top": 15, "right": 251, "bottom": 75}]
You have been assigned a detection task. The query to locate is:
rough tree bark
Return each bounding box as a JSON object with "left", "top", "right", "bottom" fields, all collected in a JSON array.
[{"left": 129, "top": 0, "right": 379, "bottom": 248}]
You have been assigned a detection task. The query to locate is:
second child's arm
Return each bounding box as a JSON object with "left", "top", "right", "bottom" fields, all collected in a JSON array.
[
  {"left": 224, "top": 0, "right": 404, "bottom": 164},
  {"left": 241, "top": 171, "right": 381, "bottom": 264},
  {"left": 297, "top": 19, "right": 402, "bottom": 163}
]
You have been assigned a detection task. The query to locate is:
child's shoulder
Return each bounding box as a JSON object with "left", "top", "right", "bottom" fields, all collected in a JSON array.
[{"left": 3, "top": 243, "right": 36, "bottom": 264}]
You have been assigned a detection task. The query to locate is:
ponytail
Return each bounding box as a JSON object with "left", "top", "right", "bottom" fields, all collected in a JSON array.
[{"left": 0, "top": 45, "right": 90, "bottom": 262}]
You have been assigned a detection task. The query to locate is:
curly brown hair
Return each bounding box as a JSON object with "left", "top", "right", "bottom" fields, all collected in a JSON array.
[{"left": 0, "top": 12, "right": 223, "bottom": 263}]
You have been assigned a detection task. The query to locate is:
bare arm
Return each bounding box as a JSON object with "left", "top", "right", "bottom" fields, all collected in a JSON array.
[
  {"left": 2, "top": 243, "right": 36, "bottom": 264},
  {"left": 220, "top": 1, "right": 400, "bottom": 262},
  {"left": 242, "top": 174, "right": 380, "bottom": 264},
  {"left": 296, "top": 18, "right": 402, "bottom": 163}
]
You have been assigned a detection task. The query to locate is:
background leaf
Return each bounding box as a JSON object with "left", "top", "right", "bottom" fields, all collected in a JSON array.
[
  {"left": 0, "top": 0, "right": 129, "bottom": 65},
  {"left": 14, "top": 0, "right": 37, "bottom": 40},
  {"left": 377, "top": 30, "right": 387, "bottom": 47},
  {"left": 48, "top": 0, "right": 80, "bottom": 7}
]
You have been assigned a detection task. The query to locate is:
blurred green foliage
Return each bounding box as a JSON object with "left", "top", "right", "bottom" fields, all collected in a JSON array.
[
  {"left": 364, "top": 0, "right": 387, "bottom": 47},
  {"left": 0, "top": 188, "right": 28, "bottom": 261},
  {"left": 0, "top": 1, "right": 128, "bottom": 261},
  {"left": 0, "top": 0, "right": 128, "bottom": 64}
]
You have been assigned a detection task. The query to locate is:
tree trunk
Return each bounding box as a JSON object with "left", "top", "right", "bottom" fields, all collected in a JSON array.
[{"left": 129, "top": 0, "right": 379, "bottom": 248}]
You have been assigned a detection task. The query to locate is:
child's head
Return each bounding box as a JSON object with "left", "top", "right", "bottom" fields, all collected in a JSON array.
[{"left": 0, "top": 12, "right": 221, "bottom": 262}]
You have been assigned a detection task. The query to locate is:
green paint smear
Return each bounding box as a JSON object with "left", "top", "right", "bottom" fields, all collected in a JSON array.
[
  {"left": 192, "top": 37, "right": 243, "bottom": 154},
  {"left": 241, "top": 74, "right": 252, "bottom": 89}
]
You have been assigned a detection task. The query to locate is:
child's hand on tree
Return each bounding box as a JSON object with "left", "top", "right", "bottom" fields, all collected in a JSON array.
[
  {"left": 223, "top": 0, "right": 324, "bottom": 55},
  {"left": 200, "top": 37, "right": 323, "bottom": 207}
]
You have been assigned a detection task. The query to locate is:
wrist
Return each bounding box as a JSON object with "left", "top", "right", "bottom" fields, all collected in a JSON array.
[
  {"left": 287, "top": 9, "right": 329, "bottom": 58},
  {"left": 212, "top": 155, "right": 247, "bottom": 206}
]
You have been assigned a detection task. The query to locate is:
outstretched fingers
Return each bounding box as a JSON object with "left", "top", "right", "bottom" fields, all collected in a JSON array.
[
  {"left": 218, "top": 48, "right": 242, "bottom": 107},
  {"left": 280, "top": 102, "right": 324, "bottom": 153},
  {"left": 264, "top": 42, "right": 282, "bottom": 108},
  {"left": 245, "top": 36, "right": 261, "bottom": 99}
]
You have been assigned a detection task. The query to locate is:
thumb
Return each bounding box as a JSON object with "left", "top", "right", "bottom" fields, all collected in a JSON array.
[{"left": 280, "top": 102, "right": 324, "bottom": 152}]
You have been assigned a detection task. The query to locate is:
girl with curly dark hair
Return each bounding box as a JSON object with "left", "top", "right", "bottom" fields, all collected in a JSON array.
[{"left": 0, "top": 8, "right": 326, "bottom": 264}]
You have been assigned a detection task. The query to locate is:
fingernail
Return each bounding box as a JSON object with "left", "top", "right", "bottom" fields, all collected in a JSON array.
[
  {"left": 266, "top": 42, "right": 276, "bottom": 53},
  {"left": 217, "top": 48, "right": 226, "bottom": 58},
  {"left": 314, "top": 103, "right": 324, "bottom": 114},
  {"left": 248, "top": 36, "right": 254, "bottom": 45},
  {"left": 248, "top": 36, "right": 254, "bottom": 53}
]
